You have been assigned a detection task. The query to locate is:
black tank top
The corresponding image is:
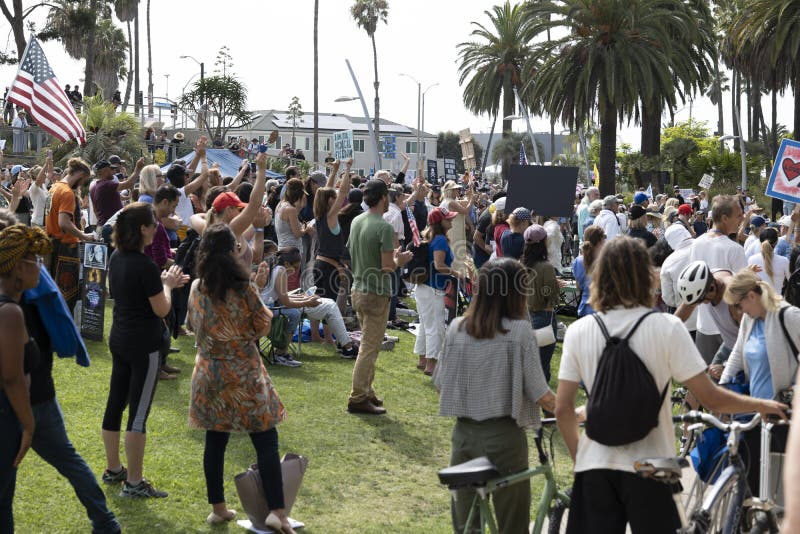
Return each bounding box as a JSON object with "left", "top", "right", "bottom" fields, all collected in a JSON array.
[
  {"left": 0, "top": 295, "right": 41, "bottom": 374},
  {"left": 315, "top": 215, "right": 345, "bottom": 261}
]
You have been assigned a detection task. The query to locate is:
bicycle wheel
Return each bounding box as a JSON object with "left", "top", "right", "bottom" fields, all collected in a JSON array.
[
  {"left": 547, "top": 490, "right": 570, "bottom": 534},
  {"left": 690, "top": 466, "right": 745, "bottom": 534}
]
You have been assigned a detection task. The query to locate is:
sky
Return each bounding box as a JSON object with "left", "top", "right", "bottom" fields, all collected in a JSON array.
[{"left": 0, "top": 0, "right": 794, "bottom": 148}]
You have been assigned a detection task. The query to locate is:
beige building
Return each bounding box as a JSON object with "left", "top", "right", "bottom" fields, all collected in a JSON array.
[{"left": 228, "top": 110, "right": 437, "bottom": 176}]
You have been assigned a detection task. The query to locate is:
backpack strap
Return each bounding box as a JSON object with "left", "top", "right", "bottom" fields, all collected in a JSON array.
[
  {"left": 592, "top": 313, "right": 611, "bottom": 341},
  {"left": 624, "top": 311, "right": 657, "bottom": 341},
  {"left": 778, "top": 306, "right": 799, "bottom": 362}
]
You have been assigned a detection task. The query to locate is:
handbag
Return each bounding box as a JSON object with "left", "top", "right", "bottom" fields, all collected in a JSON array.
[
  {"left": 234, "top": 453, "right": 308, "bottom": 530},
  {"left": 534, "top": 312, "right": 556, "bottom": 347}
]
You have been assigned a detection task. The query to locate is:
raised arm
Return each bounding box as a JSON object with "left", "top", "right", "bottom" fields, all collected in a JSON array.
[
  {"left": 116, "top": 157, "right": 144, "bottom": 191},
  {"left": 225, "top": 159, "right": 249, "bottom": 192},
  {"left": 230, "top": 152, "right": 267, "bottom": 237},
  {"left": 326, "top": 159, "right": 341, "bottom": 188},
  {"left": 328, "top": 159, "right": 352, "bottom": 224}
]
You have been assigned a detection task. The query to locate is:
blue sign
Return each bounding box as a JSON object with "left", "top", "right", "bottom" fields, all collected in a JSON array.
[{"left": 382, "top": 135, "right": 396, "bottom": 159}]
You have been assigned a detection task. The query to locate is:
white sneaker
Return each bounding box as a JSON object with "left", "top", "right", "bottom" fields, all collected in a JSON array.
[{"left": 274, "top": 354, "right": 302, "bottom": 367}]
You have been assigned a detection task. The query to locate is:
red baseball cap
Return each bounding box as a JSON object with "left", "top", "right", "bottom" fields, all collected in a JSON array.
[
  {"left": 677, "top": 204, "right": 692, "bottom": 216},
  {"left": 212, "top": 191, "right": 247, "bottom": 213},
  {"left": 427, "top": 207, "right": 457, "bottom": 225}
]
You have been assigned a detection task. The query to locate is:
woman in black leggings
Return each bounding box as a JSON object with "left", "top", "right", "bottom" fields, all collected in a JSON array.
[
  {"left": 101, "top": 202, "right": 188, "bottom": 498},
  {"left": 188, "top": 223, "right": 294, "bottom": 532}
]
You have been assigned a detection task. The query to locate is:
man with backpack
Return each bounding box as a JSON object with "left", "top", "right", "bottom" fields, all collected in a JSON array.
[{"left": 555, "top": 237, "right": 786, "bottom": 534}]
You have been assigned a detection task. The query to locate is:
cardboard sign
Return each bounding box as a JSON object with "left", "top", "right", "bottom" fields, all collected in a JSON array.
[
  {"left": 766, "top": 139, "right": 800, "bottom": 204},
  {"left": 506, "top": 165, "right": 579, "bottom": 218},
  {"left": 333, "top": 130, "right": 353, "bottom": 160},
  {"left": 458, "top": 129, "right": 476, "bottom": 171},
  {"left": 698, "top": 174, "right": 714, "bottom": 189}
]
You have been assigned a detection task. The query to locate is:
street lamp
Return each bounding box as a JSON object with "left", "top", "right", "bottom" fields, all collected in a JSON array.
[
  {"left": 180, "top": 55, "right": 205, "bottom": 128},
  {"left": 334, "top": 96, "right": 358, "bottom": 102},
  {"left": 399, "top": 73, "right": 424, "bottom": 172},
  {"left": 337, "top": 59, "right": 382, "bottom": 173},
  {"left": 719, "top": 134, "right": 747, "bottom": 191}
]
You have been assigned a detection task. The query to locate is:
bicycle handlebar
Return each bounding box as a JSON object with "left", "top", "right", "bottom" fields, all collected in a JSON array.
[{"left": 672, "top": 411, "right": 762, "bottom": 432}]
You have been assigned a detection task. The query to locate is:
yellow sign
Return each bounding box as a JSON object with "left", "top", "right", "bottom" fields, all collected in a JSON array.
[{"left": 154, "top": 149, "right": 166, "bottom": 166}]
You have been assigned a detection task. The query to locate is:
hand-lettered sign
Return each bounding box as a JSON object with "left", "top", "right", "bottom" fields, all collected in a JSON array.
[{"left": 766, "top": 139, "right": 800, "bottom": 204}]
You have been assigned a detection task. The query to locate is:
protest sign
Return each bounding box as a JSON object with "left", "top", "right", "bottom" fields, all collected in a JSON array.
[
  {"left": 80, "top": 244, "right": 108, "bottom": 341},
  {"left": 333, "top": 130, "right": 353, "bottom": 160},
  {"left": 506, "top": 165, "right": 579, "bottom": 218},
  {"left": 698, "top": 174, "right": 714, "bottom": 189},
  {"left": 427, "top": 160, "right": 438, "bottom": 183},
  {"left": 443, "top": 158, "right": 457, "bottom": 180},
  {"left": 766, "top": 138, "right": 800, "bottom": 204}
]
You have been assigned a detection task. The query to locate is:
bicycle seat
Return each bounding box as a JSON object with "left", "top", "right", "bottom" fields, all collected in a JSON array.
[
  {"left": 634, "top": 457, "right": 689, "bottom": 483},
  {"left": 438, "top": 457, "right": 499, "bottom": 489}
]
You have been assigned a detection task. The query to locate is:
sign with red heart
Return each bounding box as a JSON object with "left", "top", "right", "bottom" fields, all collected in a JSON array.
[{"left": 767, "top": 139, "right": 800, "bottom": 203}]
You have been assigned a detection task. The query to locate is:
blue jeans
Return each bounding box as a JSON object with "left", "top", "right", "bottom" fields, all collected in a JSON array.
[
  {"left": 0, "top": 390, "right": 21, "bottom": 534},
  {"left": 530, "top": 311, "right": 557, "bottom": 385},
  {"left": 31, "top": 398, "right": 120, "bottom": 534}
]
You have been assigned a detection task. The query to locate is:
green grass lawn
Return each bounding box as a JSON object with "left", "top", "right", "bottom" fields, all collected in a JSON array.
[{"left": 14, "top": 305, "right": 578, "bottom": 533}]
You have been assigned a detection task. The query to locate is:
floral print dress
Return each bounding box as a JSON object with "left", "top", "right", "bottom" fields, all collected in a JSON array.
[{"left": 188, "top": 280, "right": 286, "bottom": 432}]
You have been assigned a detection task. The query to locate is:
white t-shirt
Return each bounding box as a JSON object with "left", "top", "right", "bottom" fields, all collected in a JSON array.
[
  {"left": 743, "top": 234, "right": 761, "bottom": 259},
  {"left": 689, "top": 232, "right": 746, "bottom": 334},
  {"left": 383, "top": 202, "right": 404, "bottom": 240},
  {"left": 594, "top": 209, "right": 621, "bottom": 239},
  {"left": 87, "top": 179, "right": 98, "bottom": 226},
  {"left": 559, "top": 307, "right": 707, "bottom": 473},
  {"left": 748, "top": 253, "right": 790, "bottom": 292},
  {"left": 660, "top": 244, "right": 698, "bottom": 331},
  {"left": 29, "top": 182, "right": 47, "bottom": 226},
  {"left": 175, "top": 186, "right": 194, "bottom": 226}
]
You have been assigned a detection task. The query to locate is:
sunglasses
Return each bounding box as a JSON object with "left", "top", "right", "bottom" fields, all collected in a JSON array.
[{"left": 20, "top": 255, "right": 43, "bottom": 267}]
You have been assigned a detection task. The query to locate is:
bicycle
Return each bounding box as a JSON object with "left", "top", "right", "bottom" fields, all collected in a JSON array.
[
  {"left": 437, "top": 419, "right": 571, "bottom": 534},
  {"left": 635, "top": 411, "right": 790, "bottom": 534}
]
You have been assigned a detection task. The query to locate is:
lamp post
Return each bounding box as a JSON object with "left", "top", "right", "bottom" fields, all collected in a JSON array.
[
  {"left": 399, "top": 73, "right": 423, "bottom": 172},
  {"left": 180, "top": 55, "right": 205, "bottom": 128},
  {"left": 340, "top": 59, "right": 382, "bottom": 172}
]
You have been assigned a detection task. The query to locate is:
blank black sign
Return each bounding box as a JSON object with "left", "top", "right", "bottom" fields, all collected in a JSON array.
[{"left": 505, "top": 165, "right": 579, "bottom": 218}]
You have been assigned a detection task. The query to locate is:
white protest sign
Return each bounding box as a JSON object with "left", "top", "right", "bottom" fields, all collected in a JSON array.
[
  {"left": 698, "top": 174, "right": 714, "bottom": 189},
  {"left": 333, "top": 130, "right": 353, "bottom": 160}
]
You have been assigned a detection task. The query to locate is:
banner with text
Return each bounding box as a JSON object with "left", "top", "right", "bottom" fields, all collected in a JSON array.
[
  {"left": 80, "top": 243, "right": 108, "bottom": 341},
  {"left": 333, "top": 130, "right": 354, "bottom": 160}
]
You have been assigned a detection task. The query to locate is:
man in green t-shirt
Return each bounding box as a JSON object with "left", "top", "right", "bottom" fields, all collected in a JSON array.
[{"left": 346, "top": 179, "right": 412, "bottom": 415}]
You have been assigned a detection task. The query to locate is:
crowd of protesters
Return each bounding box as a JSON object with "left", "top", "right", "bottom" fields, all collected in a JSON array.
[{"left": 2, "top": 126, "right": 800, "bottom": 534}]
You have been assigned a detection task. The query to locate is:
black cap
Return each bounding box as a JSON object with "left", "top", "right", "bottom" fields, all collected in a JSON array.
[
  {"left": 93, "top": 160, "right": 111, "bottom": 172},
  {"left": 629, "top": 204, "right": 646, "bottom": 221},
  {"left": 108, "top": 155, "right": 125, "bottom": 168}
]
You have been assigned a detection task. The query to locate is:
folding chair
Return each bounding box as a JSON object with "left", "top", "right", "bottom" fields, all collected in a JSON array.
[{"left": 259, "top": 306, "right": 300, "bottom": 364}]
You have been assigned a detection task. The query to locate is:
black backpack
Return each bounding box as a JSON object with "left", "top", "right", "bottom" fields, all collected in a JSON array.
[
  {"left": 784, "top": 262, "right": 800, "bottom": 307},
  {"left": 401, "top": 241, "right": 430, "bottom": 284},
  {"left": 175, "top": 229, "right": 201, "bottom": 278},
  {"left": 585, "top": 311, "right": 668, "bottom": 446}
]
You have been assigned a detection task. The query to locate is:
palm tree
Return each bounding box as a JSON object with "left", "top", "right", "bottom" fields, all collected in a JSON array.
[
  {"left": 92, "top": 19, "right": 128, "bottom": 100},
  {"left": 350, "top": 0, "right": 388, "bottom": 165},
  {"left": 113, "top": 0, "right": 138, "bottom": 111},
  {"left": 526, "top": 0, "right": 692, "bottom": 196},
  {"left": 457, "top": 1, "right": 536, "bottom": 180},
  {"left": 146, "top": 0, "right": 153, "bottom": 116},
  {"left": 706, "top": 56, "right": 729, "bottom": 140},
  {"left": 313, "top": 0, "right": 319, "bottom": 164}
]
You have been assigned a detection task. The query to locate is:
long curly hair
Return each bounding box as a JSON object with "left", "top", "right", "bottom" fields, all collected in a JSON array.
[{"left": 195, "top": 223, "right": 250, "bottom": 301}]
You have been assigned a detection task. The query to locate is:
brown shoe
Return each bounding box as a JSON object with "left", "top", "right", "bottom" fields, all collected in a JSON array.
[
  {"left": 158, "top": 370, "right": 177, "bottom": 380},
  {"left": 347, "top": 399, "right": 386, "bottom": 415},
  {"left": 161, "top": 364, "right": 181, "bottom": 374},
  {"left": 368, "top": 395, "right": 384, "bottom": 407}
]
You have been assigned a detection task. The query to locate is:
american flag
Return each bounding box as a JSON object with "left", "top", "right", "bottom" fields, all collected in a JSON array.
[
  {"left": 406, "top": 205, "right": 421, "bottom": 247},
  {"left": 519, "top": 142, "right": 528, "bottom": 165},
  {"left": 7, "top": 37, "right": 86, "bottom": 144}
]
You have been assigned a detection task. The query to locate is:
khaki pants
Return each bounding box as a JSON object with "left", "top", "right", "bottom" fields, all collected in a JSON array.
[
  {"left": 450, "top": 417, "right": 529, "bottom": 534},
  {"left": 349, "top": 291, "right": 390, "bottom": 404}
]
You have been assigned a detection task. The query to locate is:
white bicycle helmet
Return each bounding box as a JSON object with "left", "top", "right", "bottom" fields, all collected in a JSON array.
[{"left": 677, "top": 260, "right": 711, "bottom": 305}]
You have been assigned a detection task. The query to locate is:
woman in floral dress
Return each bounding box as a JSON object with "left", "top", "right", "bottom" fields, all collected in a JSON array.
[{"left": 188, "top": 223, "right": 295, "bottom": 533}]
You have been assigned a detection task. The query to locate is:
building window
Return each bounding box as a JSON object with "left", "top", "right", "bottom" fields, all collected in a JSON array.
[
  {"left": 274, "top": 136, "right": 282, "bottom": 149},
  {"left": 353, "top": 139, "right": 365, "bottom": 152},
  {"left": 405, "top": 141, "right": 418, "bottom": 154},
  {"left": 353, "top": 168, "right": 365, "bottom": 176},
  {"left": 322, "top": 138, "right": 331, "bottom": 152},
  {"left": 304, "top": 137, "right": 311, "bottom": 151}
]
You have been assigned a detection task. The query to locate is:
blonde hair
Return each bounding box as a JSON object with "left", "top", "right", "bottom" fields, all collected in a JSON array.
[
  {"left": 724, "top": 269, "right": 782, "bottom": 313},
  {"left": 65, "top": 157, "right": 90, "bottom": 177},
  {"left": 139, "top": 164, "right": 161, "bottom": 196},
  {"left": 662, "top": 206, "right": 678, "bottom": 227},
  {"left": 759, "top": 228, "right": 779, "bottom": 280},
  {"left": 665, "top": 198, "right": 679, "bottom": 209}
]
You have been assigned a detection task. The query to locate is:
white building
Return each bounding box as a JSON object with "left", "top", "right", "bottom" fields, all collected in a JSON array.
[{"left": 229, "top": 110, "right": 437, "bottom": 177}]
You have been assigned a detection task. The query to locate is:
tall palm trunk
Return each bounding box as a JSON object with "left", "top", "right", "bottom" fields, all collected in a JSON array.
[
  {"left": 500, "top": 74, "right": 514, "bottom": 182},
  {"left": 794, "top": 72, "right": 800, "bottom": 142},
  {"left": 640, "top": 100, "right": 661, "bottom": 191},
  {"left": 370, "top": 34, "right": 382, "bottom": 168},
  {"left": 313, "top": 0, "right": 319, "bottom": 165},
  {"left": 146, "top": 0, "right": 153, "bottom": 116},
  {"left": 122, "top": 19, "right": 133, "bottom": 111},
  {"left": 751, "top": 78, "right": 762, "bottom": 142},
  {"left": 83, "top": 0, "right": 99, "bottom": 97},
  {"left": 731, "top": 69, "right": 739, "bottom": 140},
  {"left": 598, "top": 90, "right": 617, "bottom": 197},
  {"left": 713, "top": 54, "right": 724, "bottom": 149},
  {"left": 772, "top": 88, "right": 778, "bottom": 157},
  {"left": 745, "top": 78, "right": 752, "bottom": 141},
  {"left": 134, "top": 11, "right": 140, "bottom": 115}
]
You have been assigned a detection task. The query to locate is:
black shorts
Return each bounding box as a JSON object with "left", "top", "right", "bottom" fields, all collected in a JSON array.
[
  {"left": 313, "top": 259, "right": 341, "bottom": 300},
  {"left": 102, "top": 349, "right": 160, "bottom": 433},
  {"left": 567, "top": 469, "right": 680, "bottom": 534}
]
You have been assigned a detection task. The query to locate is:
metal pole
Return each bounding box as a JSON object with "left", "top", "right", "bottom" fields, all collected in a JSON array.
[
  {"left": 199, "top": 62, "right": 205, "bottom": 131},
  {"left": 513, "top": 87, "right": 541, "bottom": 165},
  {"left": 578, "top": 128, "right": 591, "bottom": 187},
  {"left": 733, "top": 103, "right": 747, "bottom": 191},
  {"left": 345, "top": 59, "right": 381, "bottom": 172},
  {"left": 416, "top": 82, "right": 421, "bottom": 174}
]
